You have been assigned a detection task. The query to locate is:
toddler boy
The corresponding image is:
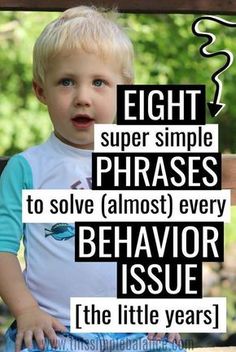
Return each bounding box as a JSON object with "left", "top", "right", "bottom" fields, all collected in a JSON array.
[{"left": 0, "top": 6, "right": 183, "bottom": 352}]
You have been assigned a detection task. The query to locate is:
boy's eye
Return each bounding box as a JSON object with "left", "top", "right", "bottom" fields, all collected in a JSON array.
[
  {"left": 60, "top": 78, "right": 74, "bottom": 86},
  {"left": 93, "top": 79, "right": 105, "bottom": 87}
]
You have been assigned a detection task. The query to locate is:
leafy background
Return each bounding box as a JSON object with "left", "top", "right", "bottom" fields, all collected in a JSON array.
[{"left": 0, "top": 11, "right": 236, "bottom": 348}]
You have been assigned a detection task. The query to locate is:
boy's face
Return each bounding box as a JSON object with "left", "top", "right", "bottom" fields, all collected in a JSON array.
[{"left": 33, "top": 49, "right": 125, "bottom": 149}]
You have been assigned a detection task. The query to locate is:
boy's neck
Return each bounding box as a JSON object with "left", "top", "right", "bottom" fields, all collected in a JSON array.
[{"left": 54, "top": 130, "right": 94, "bottom": 150}]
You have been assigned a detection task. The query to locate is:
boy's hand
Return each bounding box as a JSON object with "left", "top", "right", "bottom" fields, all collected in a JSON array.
[
  {"left": 148, "top": 332, "right": 182, "bottom": 345},
  {"left": 15, "top": 306, "right": 67, "bottom": 352}
]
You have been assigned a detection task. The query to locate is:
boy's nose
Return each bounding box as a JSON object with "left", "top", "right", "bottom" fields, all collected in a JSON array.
[{"left": 74, "top": 87, "right": 91, "bottom": 107}]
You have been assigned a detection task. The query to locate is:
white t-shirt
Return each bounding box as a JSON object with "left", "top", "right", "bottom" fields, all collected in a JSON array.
[{"left": 0, "top": 133, "right": 116, "bottom": 325}]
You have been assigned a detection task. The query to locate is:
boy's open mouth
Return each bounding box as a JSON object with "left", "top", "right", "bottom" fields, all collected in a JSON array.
[{"left": 71, "top": 114, "right": 94, "bottom": 128}]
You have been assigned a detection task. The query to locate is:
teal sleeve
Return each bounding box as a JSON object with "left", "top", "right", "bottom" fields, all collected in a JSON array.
[{"left": 0, "top": 155, "right": 33, "bottom": 254}]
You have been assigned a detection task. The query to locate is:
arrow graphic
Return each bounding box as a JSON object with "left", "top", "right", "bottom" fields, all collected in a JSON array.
[{"left": 192, "top": 16, "right": 236, "bottom": 117}]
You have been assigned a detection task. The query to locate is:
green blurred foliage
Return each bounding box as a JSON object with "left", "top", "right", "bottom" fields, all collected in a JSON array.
[
  {"left": 121, "top": 13, "right": 236, "bottom": 153},
  {"left": 1, "top": 12, "right": 236, "bottom": 153},
  {"left": 0, "top": 11, "right": 58, "bottom": 155}
]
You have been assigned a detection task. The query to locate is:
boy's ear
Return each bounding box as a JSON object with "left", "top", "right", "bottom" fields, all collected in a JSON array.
[{"left": 32, "top": 80, "right": 47, "bottom": 105}]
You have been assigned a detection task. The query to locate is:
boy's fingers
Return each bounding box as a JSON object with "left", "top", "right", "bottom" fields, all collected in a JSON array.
[
  {"left": 167, "top": 333, "right": 182, "bottom": 345},
  {"left": 53, "top": 319, "right": 68, "bottom": 332},
  {"left": 34, "top": 328, "right": 45, "bottom": 350},
  {"left": 148, "top": 333, "right": 164, "bottom": 340},
  {"left": 15, "top": 331, "right": 23, "bottom": 352},
  {"left": 23, "top": 330, "right": 33, "bottom": 349},
  {"left": 147, "top": 333, "right": 155, "bottom": 340},
  {"left": 44, "top": 326, "right": 58, "bottom": 348},
  {"left": 167, "top": 333, "right": 175, "bottom": 343}
]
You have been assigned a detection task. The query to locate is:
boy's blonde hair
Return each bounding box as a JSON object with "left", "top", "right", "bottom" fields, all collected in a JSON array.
[{"left": 33, "top": 6, "right": 134, "bottom": 85}]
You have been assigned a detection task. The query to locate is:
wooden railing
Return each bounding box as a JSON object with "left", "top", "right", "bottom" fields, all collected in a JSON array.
[
  {"left": 222, "top": 155, "right": 236, "bottom": 205},
  {"left": 0, "top": 0, "right": 236, "bottom": 13}
]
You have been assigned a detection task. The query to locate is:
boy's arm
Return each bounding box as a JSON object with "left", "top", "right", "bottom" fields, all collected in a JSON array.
[
  {"left": 0, "top": 253, "right": 67, "bottom": 351},
  {"left": 0, "top": 253, "right": 37, "bottom": 315},
  {"left": 0, "top": 156, "right": 66, "bottom": 350}
]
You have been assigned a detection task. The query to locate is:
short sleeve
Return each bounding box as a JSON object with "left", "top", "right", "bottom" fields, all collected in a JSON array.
[{"left": 0, "top": 155, "right": 33, "bottom": 254}]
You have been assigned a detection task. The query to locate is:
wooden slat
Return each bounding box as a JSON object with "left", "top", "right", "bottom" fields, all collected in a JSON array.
[
  {"left": 0, "top": 0, "right": 236, "bottom": 13},
  {"left": 230, "top": 190, "right": 236, "bottom": 205},
  {"left": 222, "top": 155, "right": 236, "bottom": 189},
  {"left": 222, "top": 155, "right": 236, "bottom": 205}
]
